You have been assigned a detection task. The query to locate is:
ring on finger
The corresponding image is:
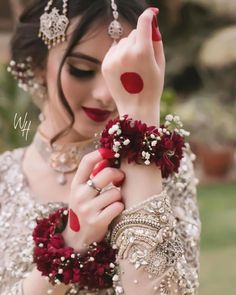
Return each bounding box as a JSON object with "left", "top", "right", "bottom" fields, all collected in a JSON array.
[{"left": 86, "top": 178, "right": 102, "bottom": 194}]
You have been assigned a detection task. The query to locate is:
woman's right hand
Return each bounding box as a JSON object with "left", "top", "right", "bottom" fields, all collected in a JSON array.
[{"left": 62, "top": 149, "right": 125, "bottom": 254}]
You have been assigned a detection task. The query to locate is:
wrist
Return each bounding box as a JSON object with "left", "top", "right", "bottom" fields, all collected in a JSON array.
[
  {"left": 62, "top": 228, "right": 89, "bottom": 255},
  {"left": 32, "top": 208, "right": 117, "bottom": 289},
  {"left": 120, "top": 162, "right": 162, "bottom": 209},
  {"left": 117, "top": 106, "right": 160, "bottom": 126}
]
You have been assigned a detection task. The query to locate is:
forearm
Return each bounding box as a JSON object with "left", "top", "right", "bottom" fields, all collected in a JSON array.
[
  {"left": 110, "top": 191, "right": 183, "bottom": 295},
  {"left": 120, "top": 162, "right": 162, "bottom": 209},
  {"left": 117, "top": 260, "right": 179, "bottom": 295},
  {"left": 119, "top": 110, "right": 163, "bottom": 209}
]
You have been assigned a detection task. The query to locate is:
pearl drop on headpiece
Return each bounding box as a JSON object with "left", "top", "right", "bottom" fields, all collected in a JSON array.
[
  {"left": 38, "top": 0, "right": 69, "bottom": 49},
  {"left": 108, "top": 0, "right": 124, "bottom": 42}
]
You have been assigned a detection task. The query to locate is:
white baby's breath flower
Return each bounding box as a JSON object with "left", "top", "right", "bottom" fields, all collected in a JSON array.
[
  {"left": 123, "top": 139, "right": 130, "bottom": 146},
  {"left": 165, "top": 114, "right": 173, "bottom": 121},
  {"left": 151, "top": 141, "right": 157, "bottom": 147},
  {"left": 174, "top": 115, "right": 180, "bottom": 122},
  {"left": 114, "top": 141, "right": 120, "bottom": 146}
]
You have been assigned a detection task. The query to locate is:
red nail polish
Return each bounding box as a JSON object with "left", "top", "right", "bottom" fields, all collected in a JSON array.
[
  {"left": 69, "top": 209, "right": 80, "bottom": 232},
  {"left": 152, "top": 15, "right": 162, "bottom": 42},
  {"left": 113, "top": 174, "right": 126, "bottom": 187},
  {"left": 152, "top": 15, "right": 157, "bottom": 28},
  {"left": 92, "top": 159, "right": 110, "bottom": 177},
  {"left": 98, "top": 148, "right": 115, "bottom": 159}
]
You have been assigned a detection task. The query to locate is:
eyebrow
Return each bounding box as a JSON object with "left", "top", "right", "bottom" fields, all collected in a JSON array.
[{"left": 68, "top": 52, "right": 101, "bottom": 65}]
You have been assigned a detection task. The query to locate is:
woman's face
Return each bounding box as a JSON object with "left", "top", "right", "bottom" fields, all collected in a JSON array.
[{"left": 45, "top": 18, "right": 133, "bottom": 141}]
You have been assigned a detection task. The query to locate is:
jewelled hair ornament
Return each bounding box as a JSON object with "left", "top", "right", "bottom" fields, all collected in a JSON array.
[
  {"left": 108, "top": 0, "right": 124, "bottom": 43},
  {"left": 7, "top": 57, "right": 34, "bottom": 92},
  {"left": 7, "top": 57, "right": 47, "bottom": 108},
  {"left": 39, "top": 0, "right": 69, "bottom": 49}
]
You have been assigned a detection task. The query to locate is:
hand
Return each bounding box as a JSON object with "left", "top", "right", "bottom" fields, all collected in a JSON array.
[
  {"left": 62, "top": 149, "right": 125, "bottom": 253},
  {"left": 102, "top": 8, "right": 165, "bottom": 125}
]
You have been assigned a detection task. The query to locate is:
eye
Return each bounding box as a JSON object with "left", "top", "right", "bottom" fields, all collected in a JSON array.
[{"left": 67, "top": 64, "right": 95, "bottom": 79}]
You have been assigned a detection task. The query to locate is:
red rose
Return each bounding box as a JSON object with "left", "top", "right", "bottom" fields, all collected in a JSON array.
[
  {"left": 160, "top": 154, "right": 175, "bottom": 178},
  {"left": 49, "top": 233, "right": 64, "bottom": 249},
  {"left": 162, "top": 136, "right": 174, "bottom": 150}
]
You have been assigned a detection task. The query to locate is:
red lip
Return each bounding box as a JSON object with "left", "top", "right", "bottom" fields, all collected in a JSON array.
[{"left": 82, "top": 107, "right": 111, "bottom": 122}]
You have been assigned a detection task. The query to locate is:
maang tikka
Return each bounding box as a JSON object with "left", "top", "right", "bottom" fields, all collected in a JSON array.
[
  {"left": 39, "top": 0, "right": 123, "bottom": 48},
  {"left": 39, "top": 0, "right": 69, "bottom": 49},
  {"left": 108, "top": 0, "right": 124, "bottom": 43}
]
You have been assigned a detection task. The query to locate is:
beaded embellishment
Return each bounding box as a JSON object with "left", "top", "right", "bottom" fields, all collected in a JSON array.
[{"left": 39, "top": 0, "right": 69, "bottom": 49}]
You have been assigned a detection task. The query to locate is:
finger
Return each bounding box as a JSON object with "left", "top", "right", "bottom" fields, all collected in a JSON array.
[
  {"left": 91, "top": 159, "right": 111, "bottom": 177},
  {"left": 92, "top": 167, "right": 125, "bottom": 191},
  {"left": 77, "top": 167, "right": 124, "bottom": 202},
  {"left": 150, "top": 8, "right": 162, "bottom": 43},
  {"left": 136, "top": 8, "right": 155, "bottom": 53},
  {"left": 98, "top": 201, "right": 124, "bottom": 224},
  {"left": 88, "top": 187, "right": 122, "bottom": 212},
  {"left": 73, "top": 151, "right": 102, "bottom": 185},
  {"left": 127, "top": 29, "right": 137, "bottom": 44},
  {"left": 73, "top": 149, "right": 115, "bottom": 185},
  {"left": 153, "top": 40, "right": 166, "bottom": 71},
  {"left": 151, "top": 13, "right": 165, "bottom": 70}
]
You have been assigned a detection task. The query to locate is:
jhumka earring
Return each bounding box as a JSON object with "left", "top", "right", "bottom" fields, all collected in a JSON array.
[
  {"left": 7, "top": 57, "right": 47, "bottom": 109},
  {"left": 108, "top": 0, "right": 124, "bottom": 43},
  {"left": 38, "top": 0, "right": 69, "bottom": 49}
]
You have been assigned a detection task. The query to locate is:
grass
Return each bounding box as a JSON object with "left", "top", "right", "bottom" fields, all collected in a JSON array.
[{"left": 198, "top": 182, "right": 236, "bottom": 295}]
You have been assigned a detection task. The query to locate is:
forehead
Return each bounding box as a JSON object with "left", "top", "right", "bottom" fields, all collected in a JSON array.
[{"left": 68, "top": 17, "right": 134, "bottom": 60}]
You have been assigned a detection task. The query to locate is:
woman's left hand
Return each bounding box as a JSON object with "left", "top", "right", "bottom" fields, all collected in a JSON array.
[{"left": 102, "top": 8, "right": 165, "bottom": 125}]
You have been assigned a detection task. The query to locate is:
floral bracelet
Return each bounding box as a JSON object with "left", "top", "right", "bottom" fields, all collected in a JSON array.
[
  {"left": 32, "top": 208, "right": 117, "bottom": 290},
  {"left": 100, "top": 114, "right": 190, "bottom": 178}
]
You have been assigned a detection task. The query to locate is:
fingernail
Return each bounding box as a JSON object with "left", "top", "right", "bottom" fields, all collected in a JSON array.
[
  {"left": 152, "top": 15, "right": 162, "bottom": 42},
  {"left": 113, "top": 174, "right": 126, "bottom": 187},
  {"left": 98, "top": 148, "right": 115, "bottom": 159},
  {"left": 152, "top": 15, "right": 157, "bottom": 28},
  {"left": 69, "top": 209, "right": 80, "bottom": 232},
  {"left": 92, "top": 159, "right": 110, "bottom": 177}
]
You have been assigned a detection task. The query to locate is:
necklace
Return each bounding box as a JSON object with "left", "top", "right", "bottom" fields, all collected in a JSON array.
[{"left": 33, "top": 128, "right": 98, "bottom": 185}]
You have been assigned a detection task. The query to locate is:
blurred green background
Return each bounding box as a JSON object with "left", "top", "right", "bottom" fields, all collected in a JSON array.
[{"left": 0, "top": 1, "right": 236, "bottom": 294}]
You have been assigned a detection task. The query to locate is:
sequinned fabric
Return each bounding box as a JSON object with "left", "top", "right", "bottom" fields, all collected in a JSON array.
[{"left": 0, "top": 143, "right": 200, "bottom": 295}]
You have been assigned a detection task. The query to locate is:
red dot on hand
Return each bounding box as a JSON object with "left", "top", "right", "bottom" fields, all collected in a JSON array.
[
  {"left": 69, "top": 209, "right": 80, "bottom": 232},
  {"left": 120, "top": 72, "right": 144, "bottom": 94}
]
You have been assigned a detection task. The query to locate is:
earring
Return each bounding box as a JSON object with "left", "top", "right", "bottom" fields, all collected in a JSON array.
[{"left": 7, "top": 56, "right": 47, "bottom": 110}]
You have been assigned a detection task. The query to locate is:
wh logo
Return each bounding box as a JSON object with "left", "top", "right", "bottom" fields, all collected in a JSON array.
[{"left": 13, "top": 112, "right": 31, "bottom": 141}]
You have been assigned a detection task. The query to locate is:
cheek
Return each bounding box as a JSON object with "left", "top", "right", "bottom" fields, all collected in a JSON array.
[{"left": 61, "top": 69, "right": 87, "bottom": 107}]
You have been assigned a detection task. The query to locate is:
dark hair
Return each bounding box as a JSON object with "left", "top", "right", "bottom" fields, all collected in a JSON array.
[{"left": 10, "top": 0, "right": 149, "bottom": 146}]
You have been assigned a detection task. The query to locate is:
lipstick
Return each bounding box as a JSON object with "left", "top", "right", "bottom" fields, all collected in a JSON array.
[{"left": 82, "top": 106, "right": 111, "bottom": 122}]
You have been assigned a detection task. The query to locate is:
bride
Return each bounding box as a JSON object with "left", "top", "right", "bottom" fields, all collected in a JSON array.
[{"left": 0, "top": 0, "right": 201, "bottom": 294}]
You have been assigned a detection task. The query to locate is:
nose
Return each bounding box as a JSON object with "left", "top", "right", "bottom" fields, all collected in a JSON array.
[{"left": 91, "top": 73, "right": 115, "bottom": 110}]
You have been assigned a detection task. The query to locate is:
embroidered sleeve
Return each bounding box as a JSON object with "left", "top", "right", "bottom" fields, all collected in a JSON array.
[
  {"left": 1, "top": 280, "right": 24, "bottom": 295},
  {"left": 110, "top": 190, "right": 197, "bottom": 295}
]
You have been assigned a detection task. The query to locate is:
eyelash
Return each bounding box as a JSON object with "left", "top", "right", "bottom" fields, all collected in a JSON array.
[{"left": 67, "top": 64, "right": 95, "bottom": 79}]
